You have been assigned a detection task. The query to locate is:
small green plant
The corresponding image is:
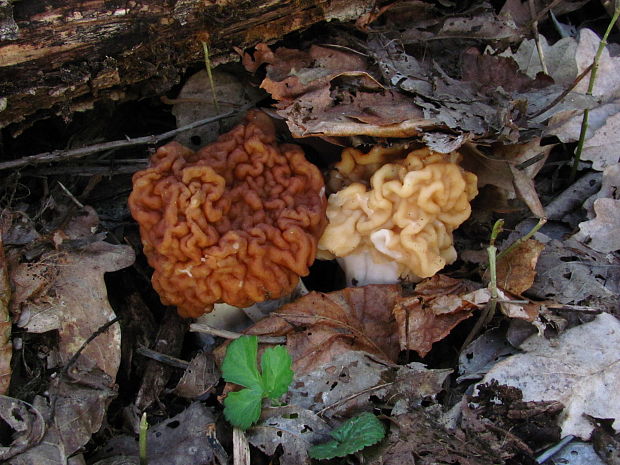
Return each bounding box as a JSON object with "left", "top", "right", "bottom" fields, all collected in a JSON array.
[
  {"left": 309, "top": 412, "right": 386, "bottom": 460},
  {"left": 139, "top": 412, "right": 148, "bottom": 465},
  {"left": 221, "top": 335, "right": 294, "bottom": 430}
]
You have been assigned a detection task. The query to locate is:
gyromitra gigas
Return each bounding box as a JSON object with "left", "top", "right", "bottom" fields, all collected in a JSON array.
[
  {"left": 129, "top": 111, "right": 327, "bottom": 318},
  {"left": 318, "top": 146, "right": 478, "bottom": 286}
]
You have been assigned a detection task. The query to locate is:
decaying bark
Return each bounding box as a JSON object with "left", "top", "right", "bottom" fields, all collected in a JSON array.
[{"left": 0, "top": 0, "right": 375, "bottom": 133}]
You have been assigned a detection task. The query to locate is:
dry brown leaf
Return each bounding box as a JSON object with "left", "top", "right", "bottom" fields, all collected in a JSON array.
[
  {"left": 573, "top": 198, "right": 620, "bottom": 253},
  {"left": 286, "top": 350, "right": 450, "bottom": 418},
  {"left": 509, "top": 164, "right": 545, "bottom": 217},
  {"left": 0, "top": 233, "right": 11, "bottom": 395},
  {"left": 461, "top": 48, "right": 553, "bottom": 93},
  {"left": 393, "top": 275, "right": 479, "bottom": 357},
  {"left": 171, "top": 69, "right": 263, "bottom": 148},
  {"left": 14, "top": 239, "right": 134, "bottom": 378},
  {"left": 248, "top": 407, "right": 331, "bottom": 465},
  {"left": 528, "top": 236, "right": 620, "bottom": 313},
  {"left": 496, "top": 239, "right": 545, "bottom": 295},
  {"left": 173, "top": 351, "right": 220, "bottom": 399},
  {"left": 232, "top": 285, "right": 403, "bottom": 374},
  {"left": 7, "top": 207, "right": 135, "bottom": 464}
]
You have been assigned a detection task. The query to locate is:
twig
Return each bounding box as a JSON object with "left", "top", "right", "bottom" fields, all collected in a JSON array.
[
  {"left": 528, "top": 64, "right": 593, "bottom": 120},
  {"left": 528, "top": 0, "right": 548, "bottom": 75},
  {"left": 61, "top": 317, "right": 120, "bottom": 377},
  {"left": 136, "top": 345, "right": 189, "bottom": 369},
  {"left": 536, "top": 435, "right": 575, "bottom": 463},
  {"left": 233, "top": 427, "right": 251, "bottom": 465},
  {"left": 570, "top": 6, "right": 620, "bottom": 182},
  {"left": 56, "top": 181, "right": 85, "bottom": 208},
  {"left": 461, "top": 219, "right": 504, "bottom": 350},
  {"left": 532, "top": 0, "right": 563, "bottom": 23},
  {"left": 189, "top": 323, "right": 287, "bottom": 344},
  {"left": 0, "top": 105, "right": 252, "bottom": 171},
  {"left": 316, "top": 382, "right": 393, "bottom": 416}
]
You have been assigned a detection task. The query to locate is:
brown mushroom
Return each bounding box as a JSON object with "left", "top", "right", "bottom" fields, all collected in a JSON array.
[{"left": 129, "top": 110, "right": 327, "bottom": 317}]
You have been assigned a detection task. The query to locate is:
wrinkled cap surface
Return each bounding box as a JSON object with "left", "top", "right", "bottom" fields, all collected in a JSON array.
[
  {"left": 129, "top": 111, "right": 327, "bottom": 317},
  {"left": 319, "top": 147, "right": 477, "bottom": 282}
]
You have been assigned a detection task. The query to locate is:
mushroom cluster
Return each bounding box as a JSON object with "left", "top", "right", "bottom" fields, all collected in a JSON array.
[
  {"left": 129, "top": 111, "right": 327, "bottom": 317},
  {"left": 318, "top": 146, "right": 478, "bottom": 286}
]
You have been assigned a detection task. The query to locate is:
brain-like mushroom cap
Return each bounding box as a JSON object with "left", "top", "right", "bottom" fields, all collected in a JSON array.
[
  {"left": 129, "top": 111, "right": 327, "bottom": 317},
  {"left": 318, "top": 147, "right": 478, "bottom": 281}
]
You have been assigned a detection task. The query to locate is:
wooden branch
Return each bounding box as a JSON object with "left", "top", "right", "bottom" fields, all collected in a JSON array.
[{"left": 0, "top": 0, "right": 375, "bottom": 132}]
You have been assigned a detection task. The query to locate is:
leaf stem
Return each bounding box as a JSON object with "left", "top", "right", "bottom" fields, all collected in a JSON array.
[
  {"left": 496, "top": 217, "right": 547, "bottom": 262},
  {"left": 461, "top": 219, "right": 504, "bottom": 350},
  {"left": 570, "top": 6, "right": 620, "bottom": 182}
]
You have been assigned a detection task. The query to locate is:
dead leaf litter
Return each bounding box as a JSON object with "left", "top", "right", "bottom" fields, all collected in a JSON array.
[{"left": 1, "top": 2, "right": 620, "bottom": 464}]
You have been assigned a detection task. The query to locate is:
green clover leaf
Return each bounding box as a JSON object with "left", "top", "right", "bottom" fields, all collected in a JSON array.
[
  {"left": 221, "top": 335, "right": 263, "bottom": 391},
  {"left": 223, "top": 388, "right": 263, "bottom": 430},
  {"left": 309, "top": 412, "right": 386, "bottom": 460},
  {"left": 261, "top": 345, "right": 294, "bottom": 399}
]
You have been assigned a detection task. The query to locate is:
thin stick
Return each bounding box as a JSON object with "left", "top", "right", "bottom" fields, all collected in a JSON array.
[
  {"left": 529, "top": 0, "right": 548, "bottom": 75},
  {"left": 0, "top": 105, "right": 252, "bottom": 171},
  {"left": 136, "top": 345, "right": 189, "bottom": 369},
  {"left": 316, "top": 382, "right": 393, "bottom": 416},
  {"left": 61, "top": 317, "right": 120, "bottom": 377},
  {"left": 56, "top": 181, "right": 85, "bottom": 208},
  {"left": 570, "top": 6, "right": 620, "bottom": 182},
  {"left": 528, "top": 64, "right": 593, "bottom": 120},
  {"left": 496, "top": 217, "right": 547, "bottom": 262},
  {"left": 233, "top": 428, "right": 251, "bottom": 465},
  {"left": 139, "top": 412, "right": 149, "bottom": 465},
  {"left": 190, "top": 323, "right": 287, "bottom": 344}
]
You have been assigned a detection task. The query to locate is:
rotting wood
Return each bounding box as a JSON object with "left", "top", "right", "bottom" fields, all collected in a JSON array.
[{"left": 0, "top": 0, "right": 376, "bottom": 134}]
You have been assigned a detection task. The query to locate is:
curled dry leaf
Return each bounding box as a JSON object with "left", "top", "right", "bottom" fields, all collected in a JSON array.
[
  {"left": 393, "top": 275, "right": 479, "bottom": 357},
  {"left": 7, "top": 208, "right": 135, "bottom": 464},
  {"left": 12, "top": 239, "right": 134, "bottom": 378},
  {"left": 0, "top": 396, "right": 45, "bottom": 461},
  {"left": 495, "top": 239, "right": 545, "bottom": 295},
  {"left": 242, "top": 43, "right": 437, "bottom": 138}
]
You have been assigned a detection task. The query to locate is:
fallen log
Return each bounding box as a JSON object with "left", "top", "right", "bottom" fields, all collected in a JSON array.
[{"left": 0, "top": 0, "right": 374, "bottom": 133}]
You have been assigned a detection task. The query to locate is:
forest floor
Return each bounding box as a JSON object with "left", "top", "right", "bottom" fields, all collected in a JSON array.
[{"left": 1, "top": 1, "right": 620, "bottom": 464}]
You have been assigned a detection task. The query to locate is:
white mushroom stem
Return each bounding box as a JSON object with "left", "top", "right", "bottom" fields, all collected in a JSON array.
[{"left": 337, "top": 252, "right": 401, "bottom": 287}]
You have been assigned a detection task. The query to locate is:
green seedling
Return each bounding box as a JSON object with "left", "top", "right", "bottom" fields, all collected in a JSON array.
[
  {"left": 571, "top": 6, "right": 620, "bottom": 182},
  {"left": 139, "top": 412, "right": 148, "bottom": 465},
  {"left": 221, "top": 335, "right": 294, "bottom": 430},
  {"left": 309, "top": 412, "right": 386, "bottom": 460}
]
